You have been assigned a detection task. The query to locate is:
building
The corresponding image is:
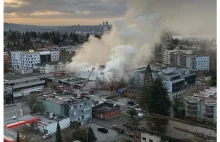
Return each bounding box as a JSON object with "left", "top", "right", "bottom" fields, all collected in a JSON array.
[
  {"left": 37, "top": 61, "right": 66, "bottom": 74},
  {"left": 92, "top": 102, "right": 121, "bottom": 120},
  {"left": 124, "top": 86, "right": 139, "bottom": 98},
  {"left": 133, "top": 66, "right": 196, "bottom": 101},
  {"left": 184, "top": 87, "right": 217, "bottom": 123},
  {"left": 124, "top": 114, "right": 216, "bottom": 142},
  {"left": 42, "top": 92, "right": 92, "bottom": 125},
  {"left": 4, "top": 72, "right": 52, "bottom": 104},
  {"left": 186, "top": 55, "right": 210, "bottom": 71},
  {"left": 11, "top": 50, "right": 60, "bottom": 70},
  {"left": 162, "top": 49, "right": 210, "bottom": 71}
]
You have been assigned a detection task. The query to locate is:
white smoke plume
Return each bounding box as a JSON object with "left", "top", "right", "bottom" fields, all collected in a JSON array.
[{"left": 66, "top": 0, "right": 216, "bottom": 82}]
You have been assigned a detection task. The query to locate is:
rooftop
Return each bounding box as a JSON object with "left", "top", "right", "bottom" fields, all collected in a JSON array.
[
  {"left": 125, "top": 114, "right": 216, "bottom": 142},
  {"left": 4, "top": 72, "right": 49, "bottom": 81},
  {"left": 36, "top": 61, "right": 60, "bottom": 66},
  {"left": 42, "top": 91, "right": 90, "bottom": 105},
  {"left": 164, "top": 72, "right": 179, "bottom": 76},
  {"left": 92, "top": 102, "right": 120, "bottom": 114}
]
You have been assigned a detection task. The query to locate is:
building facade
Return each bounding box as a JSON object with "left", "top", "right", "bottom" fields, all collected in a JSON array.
[
  {"left": 186, "top": 55, "right": 210, "bottom": 71},
  {"left": 42, "top": 93, "right": 92, "bottom": 125},
  {"left": 37, "top": 61, "right": 65, "bottom": 74},
  {"left": 184, "top": 87, "right": 217, "bottom": 123},
  {"left": 4, "top": 73, "right": 52, "bottom": 104},
  {"left": 11, "top": 50, "right": 60, "bottom": 70}
]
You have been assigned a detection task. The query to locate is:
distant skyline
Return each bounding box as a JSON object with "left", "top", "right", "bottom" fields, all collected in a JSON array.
[{"left": 4, "top": 0, "right": 127, "bottom": 26}]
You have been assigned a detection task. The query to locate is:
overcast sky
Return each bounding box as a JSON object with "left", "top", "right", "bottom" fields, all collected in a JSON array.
[{"left": 4, "top": 0, "right": 128, "bottom": 25}]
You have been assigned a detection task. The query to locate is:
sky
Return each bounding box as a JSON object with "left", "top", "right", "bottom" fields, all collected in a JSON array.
[{"left": 4, "top": 0, "right": 128, "bottom": 26}]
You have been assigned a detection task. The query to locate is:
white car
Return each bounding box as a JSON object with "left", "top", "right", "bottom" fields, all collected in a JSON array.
[
  {"left": 43, "top": 134, "right": 52, "bottom": 139},
  {"left": 12, "top": 116, "right": 17, "bottom": 120},
  {"left": 135, "top": 107, "right": 142, "bottom": 111}
]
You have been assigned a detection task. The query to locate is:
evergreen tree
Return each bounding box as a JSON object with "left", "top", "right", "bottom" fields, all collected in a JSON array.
[
  {"left": 16, "top": 131, "right": 20, "bottom": 142},
  {"left": 146, "top": 78, "right": 171, "bottom": 116},
  {"left": 127, "top": 109, "right": 137, "bottom": 119},
  {"left": 88, "top": 127, "right": 97, "bottom": 142},
  {"left": 56, "top": 122, "right": 62, "bottom": 142}
]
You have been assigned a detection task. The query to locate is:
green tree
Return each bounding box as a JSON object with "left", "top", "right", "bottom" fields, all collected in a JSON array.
[
  {"left": 27, "top": 95, "right": 37, "bottom": 113},
  {"left": 173, "top": 98, "right": 184, "bottom": 118},
  {"left": 127, "top": 109, "right": 137, "bottom": 119},
  {"left": 53, "top": 36, "right": 61, "bottom": 45},
  {"left": 146, "top": 79, "right": 171, "bottom": 116},
  {"left": 17, "top": 131, "right": 20, "bottom": 142},
  {"left": 56, "top": 122, "right": 62, "bottom": 142},
  {"left": 209, "top": 75, "right": 216, "bottom": 87},
  {"left": 72, "top": 34, "right": 79, "bottom": 43},
  {"left": 88, "top": 127, "right": 97, "bottom": 142}
]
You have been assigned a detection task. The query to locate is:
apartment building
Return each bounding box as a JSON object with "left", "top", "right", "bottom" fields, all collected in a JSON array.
[
  {"left": 42, "top": 92, "right": 92, "bottom": 125},
  {"left": 4, "top": 72, "right": 53, "bottom": 104},
  {"left": 37, "top": 61, "right": 66, "bottom": 74},
  {"left": 184, "top": 87, "right": 216, "bottom": 123},
  {"left": 124, "top": 114, "right": 216, "bottom": 142},
  {"left": 11, "top": 50, "right": 60, "bottom": 70},
  {"left": 162, "top": 49, "right": 210, "bottom": 71}
]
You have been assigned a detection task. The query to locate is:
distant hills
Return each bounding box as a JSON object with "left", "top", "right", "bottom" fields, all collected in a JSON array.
[{"left": 4, "top": 22, "right": 110, "bottom": 33}]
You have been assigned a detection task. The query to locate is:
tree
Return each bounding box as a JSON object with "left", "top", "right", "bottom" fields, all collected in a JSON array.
[
  {"left": 88, "top": 127, "right": 97, "bottom": 142},
  {"left": 145, "top": 78, "right": 171, "bottom": 116},
  {"left": 17, "top": 131, "right": 20, "bottom": 142},
  {"left": 173, "top": 98, "right": 184, "bottom": 118},
  {"left": 72, "top": 34, "right": 79, "bottom": 43},
  {"left": 56, "top": 122, "right": 62, "bottom": 142},
  {"left": 53, "top": 36, "right": 61, "bottom": 45},
  {"left": 127, "top": 109, "right": 137, "bottom": 119},
  {"left": 27, "top": 95, "right": 37, "bottom": 113},
  {"left": 209, "top": 75, "right": 216, "bottom": 87}
]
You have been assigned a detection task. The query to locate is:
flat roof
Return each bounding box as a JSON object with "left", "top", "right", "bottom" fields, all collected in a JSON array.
[
  {"left": 42, "top": 91, "right": 90, "bottom": 105},
  {"left": 125, "top": 114, "right": 216, "bottom": 141},
  {"left": 164, "top": 72, "right": 179, "bottom": 76},
  {"left": 92, "top": 102, "right": 120, "bottom": 114},
  {"left": 4, "top": 72, "right": 45, "bottom": 80}
]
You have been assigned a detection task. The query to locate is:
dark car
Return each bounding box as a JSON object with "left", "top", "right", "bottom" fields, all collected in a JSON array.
[
  {"left": 97, "top": 128, "right": 108, "bottom": 133},
  {"left": 127, "top": 101, "right": 135, "bottom": 106}
]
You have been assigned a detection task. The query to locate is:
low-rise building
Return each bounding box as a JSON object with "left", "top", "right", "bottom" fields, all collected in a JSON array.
[
  {"left": 41, "top": 92, "right": 92, "bottom": 125},
  {"left": 124, "top": 114, "right": 216, "bottom": 142},
  {"left": 133, "top": 66, "right": 196, "bottom": 101},
  {"left": 4, "top": 72, "right": 52, "bottom": 104},
  {"left": 184, "top": 87, "right": 217, "bottom": 123},
  {"left": 37, "top": 61, "right": 66, "bottom": 74},
  {"left": 92, "top": 102, "right": 121, "bottom": 120}
]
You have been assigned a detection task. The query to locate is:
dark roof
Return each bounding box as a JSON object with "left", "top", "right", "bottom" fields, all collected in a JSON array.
[{"left": 92, "top": 102, "right": 120, "bottom": 114}]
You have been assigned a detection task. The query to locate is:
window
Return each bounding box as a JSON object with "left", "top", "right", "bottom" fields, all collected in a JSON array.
[
  {"left": 135, "top": 136, "right": 139, "bottom": 139},
  {"left": 149, "top": 139, "right": 153, "bottom": 142},
  {"left": 142, "top": 137, "right": 146, "bottom": 141},
  {"left": 74, "top": 105, "right": 77, "bottom": 109}
]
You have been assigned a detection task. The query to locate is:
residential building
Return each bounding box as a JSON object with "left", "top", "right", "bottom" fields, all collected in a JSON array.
[
  {"left": 184, "top": 87, "right": 217, "bottom": 123},
  {"left": 41, "top": 92, "right": 92, "bottom": 125},
  {"left": 4, "top": 72, "right": 52, "bottom": 104},
  {"left": 186, "top": 55, "right": 210, "bottom": 71},
  {"left": 124, "top": 114, "right": 216, "bottom": 142},
  {"left": 37, "top": 61, "right": 66, "bottom": 74},
  {"left": 92, "top": 102, "right": 121, "bottom": 120},
  {"left": 133, "top": 65, "right": 196, "bottom": 101},
  {"left": 11, "top": 50, "right": 60, "bottom": 70}
]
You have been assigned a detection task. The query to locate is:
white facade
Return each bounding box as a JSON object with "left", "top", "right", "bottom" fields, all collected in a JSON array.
[
  {"left": 51, "top": 51, "right": 60, "bottom": 61},
  {"left": 163, "top": 50, "right": 174, "bottom": 65},
  {"left": 11, "top": 50, "right": 60, "bottom": 70},
  {"left": 194, "top": 56, "right": 210, "bottom": 71},
  {"left": 39, "top": 61, "right": 65, "bottom": 74},
  {"left": 37, "top": 117, "right": 70, "bottom": 134},
  {"left": 141, "top": 132, "right": 161, "bottom": 142},
  {"left": 11, "top": 51, "right": 40, "bottom": 70}
]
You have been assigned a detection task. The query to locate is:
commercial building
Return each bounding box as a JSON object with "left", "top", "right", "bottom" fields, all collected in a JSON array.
[
  {"left": 184, "top": 87, "right": 217, "bottom": 123},
  {"left": 186, "top": 55, "right": 210, "bottom": 71},
  {"left": 124, "top": 114, "right": 216, "bottom": 142},
  {"left": 133, "top": 66, "right": 196, "bottom": 101},
  {"left": 11, "top": 50, "right": 60, "bottom": 70},
  {"left": 92, "top": 102, "right": 121, "bottom": 120},
  {"left": 37, "top": 61, "right": 68, "bottom": 74},
  {"left": 4, "top": 72, "right": 52, "bottom": 104},
  {"left": 41, "top": 92, "right": 92, "bottom": 125}
]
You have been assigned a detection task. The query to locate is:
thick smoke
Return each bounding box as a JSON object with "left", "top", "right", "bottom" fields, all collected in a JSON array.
[{"left": 66, "top": 0, "right": 216, "bottom": 82}]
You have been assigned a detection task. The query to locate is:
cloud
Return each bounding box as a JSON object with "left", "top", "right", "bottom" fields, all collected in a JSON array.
[{"left": 4, "top": 0, "right": 127, "bottom": 19}]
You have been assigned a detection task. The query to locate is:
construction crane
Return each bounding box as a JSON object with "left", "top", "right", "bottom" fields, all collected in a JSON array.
[{"left": 77, "top": 67, "right": 95, "bottom": 96}]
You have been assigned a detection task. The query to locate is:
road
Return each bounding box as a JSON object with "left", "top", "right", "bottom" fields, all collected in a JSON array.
[{"left": 4, "top": 103, "right": 30, "bottom": 125}]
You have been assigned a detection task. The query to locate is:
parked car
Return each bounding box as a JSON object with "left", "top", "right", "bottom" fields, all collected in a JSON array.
[
  {"left": 12, "top": 116, "right": 17, "bottom": 120},
  {"left": 134, "top": 107, "right": 142, "bottom": 112},
  {"left": 97, "top": 128, "right": 108, "bottom": 133},
  {"left": 127, "top": 101, "right": 135, "bottom": 106},
  {"left": 112, "top": 125, "right": 124, "bottom": 133},
  {"left": 43, "top": 133, "right": 52, "bottom": 139}
]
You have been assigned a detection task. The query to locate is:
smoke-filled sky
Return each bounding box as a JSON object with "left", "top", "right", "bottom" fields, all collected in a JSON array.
[{"left": 4, "top": 0, "right": 216, "bottom": 36}]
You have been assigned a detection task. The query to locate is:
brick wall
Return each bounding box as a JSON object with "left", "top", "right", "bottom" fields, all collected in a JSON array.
[{"left": 93, "top": 109, "right": 121, "bottom": 120}]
